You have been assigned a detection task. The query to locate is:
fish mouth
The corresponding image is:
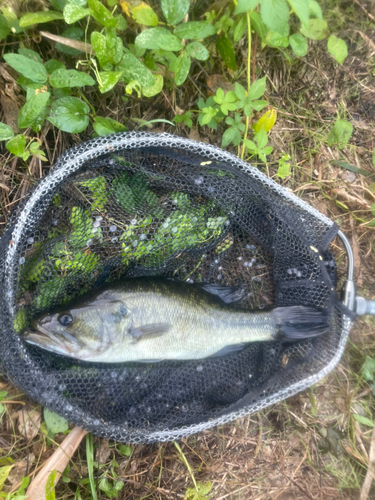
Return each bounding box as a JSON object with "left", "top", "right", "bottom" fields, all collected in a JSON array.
[{"left": 23, "top": 322, "right": 80, "bottom": 355}]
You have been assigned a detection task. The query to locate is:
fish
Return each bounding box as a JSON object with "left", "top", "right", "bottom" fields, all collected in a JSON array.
[{"left": 22, "top": 278, "right": 329, "bottom": 363}]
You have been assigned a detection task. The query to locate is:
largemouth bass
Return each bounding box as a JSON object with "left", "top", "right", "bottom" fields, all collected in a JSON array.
[{"left": 23, "top": 278, "right": 329, "bottom": 363}]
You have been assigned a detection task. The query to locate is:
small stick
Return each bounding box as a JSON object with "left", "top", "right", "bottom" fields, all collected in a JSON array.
[
  {"left": 360, "top": 423, "right": 375, "bottom": 500},
  {"left": 352, "top": 0, "right": 375, "bottom": 22},
  {"left": 26, "top": 426, "right": 87, "bottom": 500}
]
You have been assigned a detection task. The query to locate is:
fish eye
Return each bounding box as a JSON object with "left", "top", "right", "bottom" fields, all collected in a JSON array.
[{"left": 58, "top": 314, "right": 73, "bottom": 326}]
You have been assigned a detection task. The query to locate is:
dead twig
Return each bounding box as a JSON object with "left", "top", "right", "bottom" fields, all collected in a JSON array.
[{"left": 360, "top": 423, "right": 375, "bottom": 500}]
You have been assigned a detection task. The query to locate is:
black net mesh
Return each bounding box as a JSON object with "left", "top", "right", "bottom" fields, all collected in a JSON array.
[{"left": 0, "top": 132, "right": 352, "bottom": 443}]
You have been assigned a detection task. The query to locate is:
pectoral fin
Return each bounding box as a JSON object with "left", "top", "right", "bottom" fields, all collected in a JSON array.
[{"left": 129, "top": 323, "right": 171, "bottom": 342}]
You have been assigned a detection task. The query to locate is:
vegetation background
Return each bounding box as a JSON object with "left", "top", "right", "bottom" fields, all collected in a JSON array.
[{"left": 0, "top": 0, "right": 374, "bottom": 498}]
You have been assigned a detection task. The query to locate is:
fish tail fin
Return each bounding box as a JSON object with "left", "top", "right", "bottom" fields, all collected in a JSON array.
[{"left": 271, "top": 306, "right": 329, "bottom": 341}]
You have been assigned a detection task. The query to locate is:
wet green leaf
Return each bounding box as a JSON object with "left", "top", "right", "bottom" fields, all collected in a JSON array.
[
  {"left": 132, "top": 3, "right": 158, "bottom": 26},
  {"left": 287, "top": 0, "right": 309, "bottom": 26},
  {"left": 300, "top": 18, "right": 328, "bottom": 40},
  {"left": 45, "top": 469, "right": 57, "bottom": 500},
  {"left": 361, "top": 356, "right": 375, "bottom": 382},
  {"left": 3, "top": 53, "right": 47, "bottom": 83},
  {"left": 49, "top": 68, "right": 95, "bottom": 88},
  {"left": 267, "top": 30, "right": 289, "bottom": 47},
  {"left": 174, "top": 21, "right": 215, "bottom": 40},
  {"left": 93, "top": 116, "right": 127, "bottom": 136},
  {"left": 135, "top": 27, "right": 181, "bottom": 52},
  {"left": 327, "top": 35, "right": 348, "bottom": 64},
  {"left": 56, "top": 27, "right": 84, "bottom": 55},
  {"left": 186, "top": 41, "right": 209, "bottom": 60},
  {"left": 19, "top": 11, "right": 64, "bottom": 27},
  {"left": 250, "top": 11, "right": 268, "bottom": 42},
  {"left": 232, "top": 15, "right": 247, "bottom": 42},
  {"left": 0, "top": 14, "right": 10, "bottom": 41},
  {"left": 6, "top": 134, "right": 28, "bottom": 159},
  {"left": 48, "top": 97, "right": 90, "bottom": 133},
  {"left": 118, "top": 444, "right": 132, "bottom": 456},
  {"left": 45, "top": 59, "right": 66, "bottom": 74},
  {"left": 63, "top": 4, "right": 91, "bottom": 24},
  {"left": 18, "top": 48, "right": 43, "bottom": 63},
  {"left": 117, "top": 51, "right": 155, "bottom": 87},
  {"left": 235, "top": 0, "right": 260, "bottom": 15},
  {"left": 289, "top": 33, "right": 308, "bottom": 56},
  {"left": 216, "top": 33, "right": 237, "bottom": 70},
  {"left": 88, "top": 0, "right": 117, "bottom": 27},
  {"left": 18, "top": 92, "right": 50, "bottom": 129},
  {"left": 174, "top": 52, "right": 191, "bottom": 86},
  {"left": 161, "top": 0, "right": 189, "bottom": 25},
  {"left": 260, "top": 0, "right": 289, "bottom": 33},
  {"left": 44, "top": 408, "right": 69, "bottom": 434},
  {"left": 142, "top": 74, "right": 163, "bottom": 97},
  {"left": 0, "top": 465, "right": 14, "bottom": 490},
  {"left": 97, "top": 71, "right": 122, "bottom": 93},
  {"left": 0, "top": 122, "right": 14, "bottom": 141},
  {"left": 308, "top": 0, "right": 322, "bottom": 19},
  {"left": 327, "top": 119, "right": 353, "bottom": 149}
]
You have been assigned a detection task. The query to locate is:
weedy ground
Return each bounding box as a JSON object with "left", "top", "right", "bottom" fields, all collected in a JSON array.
[{"left": 1, "top": 0, "right": 375, "bottom": 499}]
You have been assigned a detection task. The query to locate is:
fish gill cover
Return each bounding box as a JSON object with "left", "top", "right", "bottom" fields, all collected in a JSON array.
[{"left": 0, "top": 132, "right": 350, "bottom": 443}]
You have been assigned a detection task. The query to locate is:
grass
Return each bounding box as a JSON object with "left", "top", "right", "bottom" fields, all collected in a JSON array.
[{"left": 1, "top": 0, "right": 375, "bottom": 498}]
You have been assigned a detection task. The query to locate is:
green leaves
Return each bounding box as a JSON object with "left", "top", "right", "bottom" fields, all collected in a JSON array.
[
  {"left": 300, "top": 18, "right": 328, "bottom": 40},
  {"left": 223, "top": 113, "right": 245, "bottom": 147},
  {"left": 44, "top": 408, "right": 69, "bottom": 434},
  {"left": 0, "top": 123, "right": 15, "bottom": 141},
  {"left": 213, "top": 88, "right": 237, "bottom": 115},
  {"left": 91, "top": 30, "right": 123, "bottom": 69},
  {"left": 88, "top": 0, "right": 117, "bottom": 27},
  {"left": 0, "top": 14, "right": 10, "bottom": 41},
  {"left": 234, "top": 79, "right": 267, "bottom": 116},
  {"left": 6, "top": 135, "right": 28, "bottom": 160},
  {"left": 4, "top": 53, "right": 47, "bottom": 83},
  {"left": 327, "top": 35, "right": 348, "bottom": 64},
  {"left": 0, "top": 465, "right": 14, "bottom": 491},
  {"left": 287, "top": 0, "right": 310, "bottom": 26},
  {"left": 132, "top": 3, "right": 158, "bottom": 26},
  {"left": 174, "top": 21, "right": 215, "bottom": 40},
  {"left": 18, "top": 92, "right": 50, "bottom": 129},
  {"left": 135, "top": 27, "right": 183, "bottom": 51},
  {"left": 235, "top": 0, "right": 261, "bottom": 15},
  {"left": 80, "top": 176, "right": 108, "bottom": 212},
  {"left": 352, "top": 414, "right": 374, "bottom": 428},
  {"left": 161, "top": 0, "right": 189, "bottom": 25},
  {"left": 93, "top": 116, "right": 127, "bottom": 136},
  {"left": 98, "top": 71, "right": 123, "bottom": 93},
  {"left": 174, "top": 52, "right": 191, "bottom": 86},
  {"left": 19, "top": 11, "right": 64, "bottom": 27},
  {"left": 49, "top": 69, "right": 95, "bottom": 88},
  {"left": 276, "top": 152, "right": 291, "bottom": 178},
  {"left": 327, "top": 119, "right": 353, "bottom": 149},
  {"left": 186, "top": 42, "right": 209, "bottom": 60},
  {"left": 48, "top": 97, "right": 90, "bottom": 133},
  {"left": 217, "top": 33, "right": 237, "bottom": 71},
  {"left": 63, "top": 4, "right": 91, "bottom": 24},
  {"left": 245, "top": 129, "right": 273, "bottom": 162},
  {"left": 289, "top": 33, "right": 308, "bottom": 56},
  {"left": 260, "top": 0, "right": 289, "bottom": 33},
  {"left": 45, "top": 469, "right": 57, "bottom": 500},
  {"left": 117, "top": 51, "right": 155, "bottom": 87}
]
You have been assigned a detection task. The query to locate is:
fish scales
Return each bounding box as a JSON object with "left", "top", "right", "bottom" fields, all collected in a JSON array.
[{"left": 23, "top": 278, "right": 329, "bottom": 363}]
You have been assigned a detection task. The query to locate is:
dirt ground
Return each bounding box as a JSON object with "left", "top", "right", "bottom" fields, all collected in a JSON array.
[{"left": 1, "top": 0, "right": 375, "bottom": 498}]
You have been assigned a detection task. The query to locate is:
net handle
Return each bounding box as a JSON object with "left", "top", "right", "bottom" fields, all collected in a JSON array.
[{"left": 337, "top": 230, "right": 375, "bottom": 315}]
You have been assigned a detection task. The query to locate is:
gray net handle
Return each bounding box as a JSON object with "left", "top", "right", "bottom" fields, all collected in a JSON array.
[{"left": 338, "top": 230, "right": 375, "bottom": 315}]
